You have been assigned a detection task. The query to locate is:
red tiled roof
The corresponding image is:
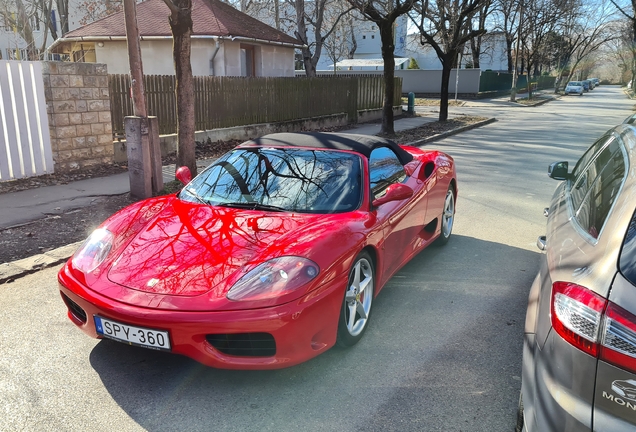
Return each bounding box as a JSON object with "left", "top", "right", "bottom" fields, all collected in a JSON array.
[{"left": 64, "top": 0, "right": 300, "bottom": 45}]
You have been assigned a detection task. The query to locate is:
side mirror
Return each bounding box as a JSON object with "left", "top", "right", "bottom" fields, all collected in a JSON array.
[
  {"left": 176, "top": 166, "right": 192, "bottom": 185},
  {"left": 372, "top": 183, "right": 413, "bottom": 207},
  {"left": 548, "top": 161, "right": 569, "bottom": 181}
]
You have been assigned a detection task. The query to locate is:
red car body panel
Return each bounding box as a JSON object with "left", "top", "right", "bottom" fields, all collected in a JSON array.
[{"left": 58, "top": 143, "right": 456, "bottom": 369}]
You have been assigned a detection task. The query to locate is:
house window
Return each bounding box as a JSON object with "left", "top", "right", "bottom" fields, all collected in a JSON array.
[
  {"left": 72, "top": 47, "right": 94, "bottom": 63},
  {"left": 371, "top": 35, "right": 374, "bottom": 39},
  {"left": 240, "top": 44, "right": 256, "bottom": 77},
  {"left": 362, "top": 35, "right": 366, "bottom": 39}
]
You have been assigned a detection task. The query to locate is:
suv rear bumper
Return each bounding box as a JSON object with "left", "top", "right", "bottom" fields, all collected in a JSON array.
[{"left": 522, "top": 329, "right": 595, "bottom": 431}]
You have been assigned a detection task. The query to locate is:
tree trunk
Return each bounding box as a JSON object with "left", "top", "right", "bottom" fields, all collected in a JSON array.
[
  {"left": 470, "top": 37, "right": 481, "bottom": 69},
  {"left": 294, "top": 0, "right": 316, "bottom": 77},
  {"left": 169, "top": 1, "right": 197, "bottom": 176},
  {"left": 439, "top": 54, "right": 453, "bottom": 122},
  {"left": 124, "top": 0, "right": 147, "bottom": 117},
  {"left": 379, "top": 21, "right": 395, "bottom": 135},
  {"left": 506, "top": 36, "right": 514, "bottom": 73},
  {"left": 56, "top": 0, "right": 69, "bottom": 35}
]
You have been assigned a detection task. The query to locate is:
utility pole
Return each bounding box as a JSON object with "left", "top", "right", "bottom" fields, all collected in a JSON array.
[
  {"left": 510, "top": 0, "right": 523, "bottom": 102},
  {"left": 124, "top": 0, "right": 147, "bottom": 118},
  {"left": 123, "top": 0, "right": 162, "bottom": 198},
  {"left": 455, "top": 46, "right": 464, "bottom": 102}
]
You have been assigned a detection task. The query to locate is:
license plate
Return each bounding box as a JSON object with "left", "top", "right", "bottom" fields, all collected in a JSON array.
[{"left": 94, "top": 316, "right": 171, "bottom": 351}]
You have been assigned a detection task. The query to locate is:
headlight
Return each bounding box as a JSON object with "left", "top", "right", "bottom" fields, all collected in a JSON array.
[
  {"left": 72, "top": 228, "right": 114, "bottom": 273},
  {"left": 227, "top": 256, "right": 320, "bottom": 302}
]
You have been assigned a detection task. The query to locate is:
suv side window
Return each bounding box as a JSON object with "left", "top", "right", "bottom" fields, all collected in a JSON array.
[
  {"left": 574, "top": 141, "right": 626, "bottom": 239},
  {"left": 571, "top": 134, "right": 613, "bottom": 181},
  {"left": 369, "top": 147, "right": 407, "bottom": 199},
  {"left": 620, "top": 211, "right": 636, "bottom": 286},
  {"left": 571, "top": 136, "right": 618, "bottom": 212}
]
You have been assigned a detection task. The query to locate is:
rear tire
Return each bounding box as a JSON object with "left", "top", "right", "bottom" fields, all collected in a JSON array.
[{"left": 436, "top": 186, "right": 455, "bottom": 245}]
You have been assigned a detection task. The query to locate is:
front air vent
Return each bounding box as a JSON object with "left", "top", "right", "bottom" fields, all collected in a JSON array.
[
  {"left": 60, "top": 292, "right": 87, "bottom": 324},
  {"left": 206, "top": 333, "right": 276, "bottom": 357}
]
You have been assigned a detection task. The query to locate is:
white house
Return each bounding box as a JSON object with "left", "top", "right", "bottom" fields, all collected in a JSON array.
[
  {"left": 406, "top": 31, "right": 508, "bottom": 72},
  {"left": 48, "top": 0, "right": 302, "bottom": 77},
  {"left": 0, "top": 0, "right": 87, "bottom": 60}
]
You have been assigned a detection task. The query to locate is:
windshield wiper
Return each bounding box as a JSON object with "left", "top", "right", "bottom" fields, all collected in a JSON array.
[
  {"left": 181, "top": 187, "right": 208, "bottom": 204},
  {"left": 216, "top": 202, "right": 286, "bottom": 212}
]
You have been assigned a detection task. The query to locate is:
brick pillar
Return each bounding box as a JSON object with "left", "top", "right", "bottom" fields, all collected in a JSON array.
[{"left": 43, "top": 61, "right": 114, "bottom": 170}]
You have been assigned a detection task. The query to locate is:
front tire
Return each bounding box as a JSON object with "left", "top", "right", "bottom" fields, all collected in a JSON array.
[
  {"left": 436, "top": 186, "right": 455, "bottom": 245},
  {"left": 336, "top": 251, "right": 374, "bottom": 347}
]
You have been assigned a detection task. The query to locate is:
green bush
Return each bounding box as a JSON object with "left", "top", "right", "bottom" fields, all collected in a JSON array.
[{"left": 408, "top": 58, "right": 420, "bottom": 69}]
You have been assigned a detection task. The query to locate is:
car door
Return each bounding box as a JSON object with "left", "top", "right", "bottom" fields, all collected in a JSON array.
[{"left": 369, "top": 147, "right": 426, "bottom": 284}]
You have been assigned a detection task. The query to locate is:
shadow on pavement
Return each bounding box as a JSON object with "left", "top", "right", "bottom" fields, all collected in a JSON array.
[{"left": 89, "top": 234, "right": 539, "bottom": 432}]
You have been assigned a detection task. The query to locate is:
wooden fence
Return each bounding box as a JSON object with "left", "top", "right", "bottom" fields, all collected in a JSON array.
[{"left": 109, "top": 75, "right": 402, "bottom": 137}]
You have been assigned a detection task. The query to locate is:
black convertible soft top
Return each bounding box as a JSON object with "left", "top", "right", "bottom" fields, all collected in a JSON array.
[{"left": 238, "top": 132, "right": 414, "bottom": 165}]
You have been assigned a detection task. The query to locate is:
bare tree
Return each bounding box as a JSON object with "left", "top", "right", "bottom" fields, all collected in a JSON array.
[
  {"left": 410, "top": 0, "right": 487, "bottom": 121},
  {"left": 469, "top": 0, "right": 493, "bottom": 69},
  {"left": 77, "top": 0, "right": 122, "bottom": 26},
  {"left": 224, "top": 0, "right": 284, "bottom": 29},
  {"left": 0, "top": 0, "right": 48, "bottom": 59},
  {"left": 607, "top": 18, "right": 636, "bottom": 83},
  {"left": 291, "top": 0, "right": 355, "bottom": 76},
  {"left": 610, "top": 0, "right": 636, "bottom": 86},
  {"left": 492, "top": 0, "right": 520, "bottom": 72},
  {"left": 517, "top": 0, "right": 573, "bottom": 96},
  {"left": 162, "top": 0, "right": 196, "bottom": 176},
  {"left": 555, "top": 2, "right": 618, "bottom": 89},
  {"left": 322, "top": 5, "right": 357, "bottom": 73}
]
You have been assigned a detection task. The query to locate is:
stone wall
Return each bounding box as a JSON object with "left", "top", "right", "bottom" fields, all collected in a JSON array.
[{"left": 42, "top": 62, "right": 113, "bottom": 170}]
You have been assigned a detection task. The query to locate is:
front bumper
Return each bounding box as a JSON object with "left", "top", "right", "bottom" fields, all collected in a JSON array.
[{"left": 58, "top": 265, "right": 345, "bottom": 369}]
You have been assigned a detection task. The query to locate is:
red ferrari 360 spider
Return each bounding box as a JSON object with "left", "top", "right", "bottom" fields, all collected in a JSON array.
[{"left": 58, "top": 132, "right": 457, "bottom": 369}]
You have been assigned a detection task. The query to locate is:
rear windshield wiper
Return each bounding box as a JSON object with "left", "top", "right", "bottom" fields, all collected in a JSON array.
[{"left": 216, "top": 202, "right": 286, "bottom": 212}]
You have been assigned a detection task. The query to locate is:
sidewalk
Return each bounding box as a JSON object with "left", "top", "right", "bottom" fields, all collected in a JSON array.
[{"left": 0, "top": 112, "right": 493, "bottom": 283}]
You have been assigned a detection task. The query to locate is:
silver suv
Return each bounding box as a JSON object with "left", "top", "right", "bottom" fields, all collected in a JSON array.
[{"left": 518, "top": 124, "right": 636, "bottom": 431}]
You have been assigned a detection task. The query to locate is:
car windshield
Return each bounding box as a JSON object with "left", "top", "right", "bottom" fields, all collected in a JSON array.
[
  {"left": 179, "top": 147, "right": 363, "bottom": 213},
  {"left": 568, "top": 82, "right": 581, "bottom": 86}
]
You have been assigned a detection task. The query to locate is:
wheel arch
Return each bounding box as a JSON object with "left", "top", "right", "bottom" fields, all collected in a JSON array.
[{"left": 449, "top": 178, "right": 458, "bottom": 199}]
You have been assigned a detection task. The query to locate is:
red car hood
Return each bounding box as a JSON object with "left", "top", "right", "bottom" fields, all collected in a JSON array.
[{"left": 107, "top": 198, "right": 322, "bottom": 298}]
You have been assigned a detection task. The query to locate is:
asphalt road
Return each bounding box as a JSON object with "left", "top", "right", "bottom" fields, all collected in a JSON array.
[{"left": 1, "top": 86, "right": 632, "bottom": 432}]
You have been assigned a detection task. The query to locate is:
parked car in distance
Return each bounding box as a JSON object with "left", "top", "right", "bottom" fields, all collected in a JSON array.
[
  {"left": 565, "top": 81, "right": 584, "bottom": 95},
  {"left": 591, "top": 78, "right": 600, "bottom": 86},
  {"left": 582, "top": 79, "right": 591, "bottom": 91},
  {"left": 57, "top": 132, "right": 458, "bottom": 370},
  {"left": 517, "top": 124, "right": 636, "bottom": 431}
]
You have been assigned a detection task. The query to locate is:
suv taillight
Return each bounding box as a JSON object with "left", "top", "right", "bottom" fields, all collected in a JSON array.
[
  {"left": 601, "top": 303, "right": 636, "bottom": 374},
  {"left": 551, "top": 282, "right": 606, "bottom": 357},
  {"left": 551, "top": 282, "right": 636, "bottom": 374}
]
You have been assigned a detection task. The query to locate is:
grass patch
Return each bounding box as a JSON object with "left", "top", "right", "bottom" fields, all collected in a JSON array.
[
  {"left": 158, "top": 180, "right": 183, "bottom": 196},
  {"left": 401, "top": 97, "right": 465, "bottom": 107}
]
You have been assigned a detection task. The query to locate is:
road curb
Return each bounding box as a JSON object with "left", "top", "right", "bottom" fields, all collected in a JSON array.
[
  {"left": 518, "top": 95, "right": 559, "bottom": 107},
  {"left": 0, "top": 241, "right": 82, "bottom": 285},
  {"left": 406, "top": 117, "right": 497, "bottom": 146}
]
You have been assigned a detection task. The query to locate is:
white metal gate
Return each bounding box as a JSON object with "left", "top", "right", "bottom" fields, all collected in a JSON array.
[{"left": 0, "top": 60, "right": 53, "bottom": 181}]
